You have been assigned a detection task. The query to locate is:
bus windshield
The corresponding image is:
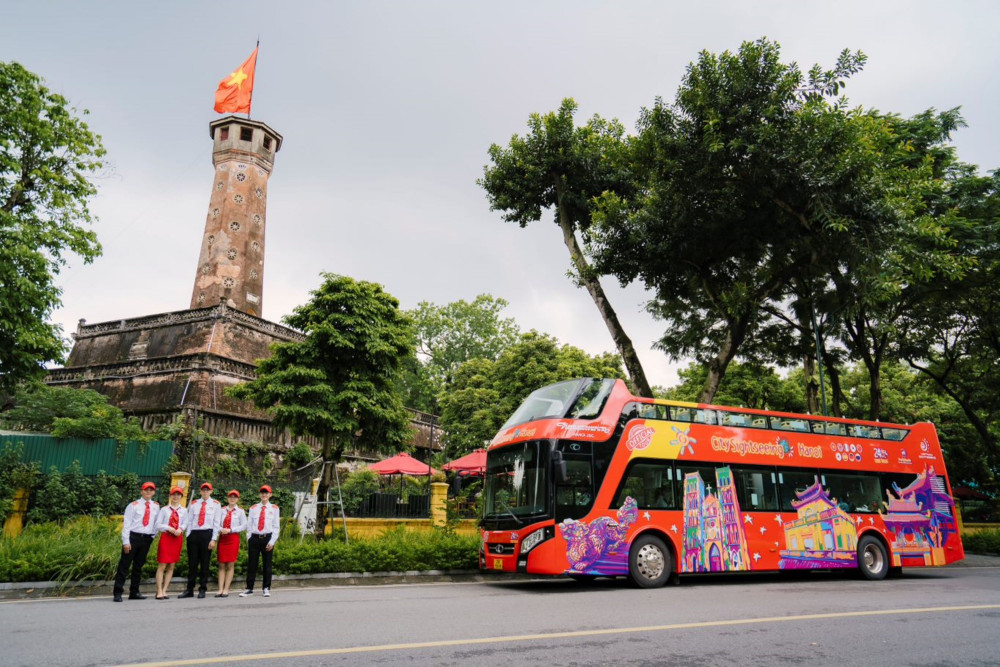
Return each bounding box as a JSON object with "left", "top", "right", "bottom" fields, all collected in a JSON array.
[
  {"left": 482, "top": 440, "right": 549, "bottom": 525},
  {"left": 498, "top": 378, "right": 614, "bottom": 431}
]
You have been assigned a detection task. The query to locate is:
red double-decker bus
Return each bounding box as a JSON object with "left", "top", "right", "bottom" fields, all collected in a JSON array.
[{"left": 480, "top": 378, "right": 964, "bottom": 587}]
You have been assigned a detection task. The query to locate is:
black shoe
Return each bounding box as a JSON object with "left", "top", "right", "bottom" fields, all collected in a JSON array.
[
  {"left": 178, "top": 590, "right": 194, "bottom": 599},
  {"left": 113, "top": 595, "right": 122, "bottom": 602},
  {"left": 197, "top": 591, "right": 206, "bottom": 599},
  {"left": 128, "top": 593, "right": 147, "bottom": 600}
]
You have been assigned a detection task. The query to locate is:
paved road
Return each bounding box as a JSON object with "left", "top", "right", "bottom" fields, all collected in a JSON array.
[{"left": 2, "top": 565, "right": 999, "bottom": 666}]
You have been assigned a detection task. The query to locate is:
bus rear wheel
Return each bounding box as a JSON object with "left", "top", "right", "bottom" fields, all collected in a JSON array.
[
  {"left": 858, "top": 535, "right": 889, "bottom": 581},
  {"left": 628, "top": 535, "right": 671, "bottom": 588}
]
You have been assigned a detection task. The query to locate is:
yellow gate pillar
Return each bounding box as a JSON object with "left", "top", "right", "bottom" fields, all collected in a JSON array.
[
  {"left": 171, "top": 472, "right": 192, "bottom": 507},
  {"left": 430, "top": 482, "right": 448, "bottom": 527},
  {"left": 2, "top": 489, "right": 30, "bottom": 538}
]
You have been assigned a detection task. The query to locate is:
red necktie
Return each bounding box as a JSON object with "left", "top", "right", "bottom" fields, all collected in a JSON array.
[
  {"left": 170, "top": 507, "right": 179, "bottom": 529},
  {"left": 223, "top": 509, "right": 233, "bottom": 529},
  {"left": 257, "top": 505, "right": 266, "bottom": 531},
  {"left": 198, "top": 500, "right": 206, "bottom": 527},
  {"left": 142, "top": 501, "right": 150, "bottom": 527}
]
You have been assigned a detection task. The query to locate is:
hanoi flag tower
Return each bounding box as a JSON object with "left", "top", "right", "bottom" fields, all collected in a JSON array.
[{"left": 191, "top": 117, "right": 282, "bottom": 317}]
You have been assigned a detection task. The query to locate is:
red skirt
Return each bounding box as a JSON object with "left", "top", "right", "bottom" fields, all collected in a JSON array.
[
  {"left": 217, "top": 532, "right": 240, "bottom": 563},
  {"left": 157, "top": 532, "right": 183, "bottom": 564}
]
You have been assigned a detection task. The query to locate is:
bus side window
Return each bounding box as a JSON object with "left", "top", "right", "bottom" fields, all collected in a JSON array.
[
  {"left": 881, "top": 427, "right": 907, "bottom": 441},
  {"left": 825, "top": 422, "right": 846, "bottom": 436},
  {"left": 694, "top": 409, "right": 718, "bottom": 425},
  {"left": 777, "top": 470, "right": 819, "bottom": 512},
  {"left": 732, "top": 467, "right": 780, "bottom": 511},
  {"left": 614, "top": 461, "right": 674, "bottom": 510},
  {"left": 824, "top": 472, "right": 881, "bottom": 513},
  {"left": 672, "top": 407, "right": 694, "bottom": 422},
  {"left": 810, "top": 421, "right": 825, "bottom": 434}
]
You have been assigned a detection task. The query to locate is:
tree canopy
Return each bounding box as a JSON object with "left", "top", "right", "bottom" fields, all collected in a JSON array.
[
  {"left": 0, "top": 62, "right": 105, "bottom": 395},
  {"left": 229, "top": 273, "right": 415, "bottom": 536},
  {"left": 479, "top": 99, "right": 653, "bottom": 397}
]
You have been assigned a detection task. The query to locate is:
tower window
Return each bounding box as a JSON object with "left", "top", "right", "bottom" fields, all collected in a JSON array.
[
  {"left": 240, "top": 127, "right": 253, "bottom": 142},
  {"left": 263, "top": 136, "right": 272, "bottom": 150},
  {"left": 220, "top": 127, "right": 229, "bottom": 140}
]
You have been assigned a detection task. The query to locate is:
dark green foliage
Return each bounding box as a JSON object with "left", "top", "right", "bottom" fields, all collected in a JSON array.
[
  {"left": 0, "top": 444, "right": 39, "bottom": 523},
  {"left": 25, "top": 462, "right": 139, "bottom": 523},
  {"left": 963, "top": 528, "right": 1000, "bottom": 556},
  {"left": 338, "top": 468, "right": 380, "bottom": 514},
  {"left": 0, "top": 518, "right": 478, "bottom": 583},
  {"left": 1, "top": 384, "right": 147, "bottom": 444},
  {"left": 0, "top": 62, "right": 106, "bottom": 394}
]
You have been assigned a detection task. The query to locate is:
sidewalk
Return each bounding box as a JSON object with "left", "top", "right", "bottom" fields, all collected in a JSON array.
[{"left": 2, "top": 554, "right": 997, "bottom": 600}]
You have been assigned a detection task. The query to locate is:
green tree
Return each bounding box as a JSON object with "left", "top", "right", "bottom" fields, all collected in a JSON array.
[
  {"left": 400, "top": 294, "right": 520, "bottom": 413},
  {"left": 661, "top": 361, "right": 804, "bottom": 413},
  {"left": 0, "top": 62, "right": 106, "bottom": 395},
  {"left": 1, "top": 383, "right": 146, "bottom": 443},
  {"left": 479, "top": 99, "right": 653, "bottom": 397},
  {"left": 438, "top": 331, "right": 624, "bottom": 456},
  {"left": 229, "top": 273, "right": 415, "bottom": 538}
]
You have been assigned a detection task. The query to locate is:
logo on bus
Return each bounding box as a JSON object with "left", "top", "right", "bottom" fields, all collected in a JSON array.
[{"left": 626, "top": 425, "right": 655, "bottom": 451}]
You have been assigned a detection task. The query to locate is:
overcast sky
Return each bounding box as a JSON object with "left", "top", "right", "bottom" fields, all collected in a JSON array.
[{"left": 3, "top": 1, "right": 998, "bottom": 388}]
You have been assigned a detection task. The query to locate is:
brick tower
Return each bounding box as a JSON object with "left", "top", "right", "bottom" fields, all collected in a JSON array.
[{"left": 190, "top": 117, "right": 282, "bottom": 317}]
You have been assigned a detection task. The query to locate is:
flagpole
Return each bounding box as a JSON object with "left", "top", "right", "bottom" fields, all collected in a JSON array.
[{"left": 247, "top": 38, "right": 259, "bottom": 119}]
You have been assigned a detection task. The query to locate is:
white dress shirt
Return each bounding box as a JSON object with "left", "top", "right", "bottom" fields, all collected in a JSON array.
[
  {"left": 215, "top": 506, "right": 248, "bottom": 535},
  {"left": 121, "top": 498, "right": 160, "bottom": 545},
  {"left": 246, "top": 502, "right": 280, "bottom": 547},
  {"left": 186, "top": 497, "right": 223, "bottom": 540},
  {"left": 155, "top": 504, "right": 189, "bottom": 534}
]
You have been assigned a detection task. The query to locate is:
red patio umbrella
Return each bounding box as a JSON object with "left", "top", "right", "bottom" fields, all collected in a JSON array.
[
  {"left": 368, "top": 452, "right": 440, "bottom": 476},
  {"left": 442, "top": 449, "right": 486, "bottom": 476}
]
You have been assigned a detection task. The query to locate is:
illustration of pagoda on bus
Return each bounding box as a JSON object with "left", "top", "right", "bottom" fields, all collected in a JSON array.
[
  {"left": 880, "top": 465, "right": 957, "bottom": 567},
  {"left": 779, "top": 479, "right": 859, "bottom": 569}
]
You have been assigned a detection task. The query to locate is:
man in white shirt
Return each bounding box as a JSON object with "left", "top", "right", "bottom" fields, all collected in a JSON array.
[
  {"left": 179, "top": 482, "right": 220, "bottom": 599},
  {"left": 112, "top": 481, "right": 159, "bottom": 602},
  {"left": 239, "top": 485, "right": 280, "bottom": 598}
]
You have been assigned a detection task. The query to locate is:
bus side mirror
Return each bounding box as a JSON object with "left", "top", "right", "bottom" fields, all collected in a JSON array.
[{"left": 552, "top": 450, "right": 568, "bottom": 484}]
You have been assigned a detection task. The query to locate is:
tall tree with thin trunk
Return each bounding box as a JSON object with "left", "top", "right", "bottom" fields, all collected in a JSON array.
[{"left": 479, "top": 99, "right": 653, "bottom": 397}]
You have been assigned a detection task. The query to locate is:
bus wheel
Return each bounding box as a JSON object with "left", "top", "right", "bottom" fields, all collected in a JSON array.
[
  {"left": 628, "top": 535, "right": 671, "bottom": 588},
  {"left": 858, "top": 535, "right": 888, "bottom": 581}
]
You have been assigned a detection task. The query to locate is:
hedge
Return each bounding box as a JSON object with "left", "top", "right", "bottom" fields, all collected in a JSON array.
[{"left": 0, "top": 517, "right": 479, "bottom": 584}]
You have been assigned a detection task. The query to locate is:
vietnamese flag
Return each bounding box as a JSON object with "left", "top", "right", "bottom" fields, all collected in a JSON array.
[{"left": 214, "top": 47, "right": 258, "bottom": 114}]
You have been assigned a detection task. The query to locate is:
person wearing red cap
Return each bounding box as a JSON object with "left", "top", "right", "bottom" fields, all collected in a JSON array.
[
  {"left": 112, "top": 481, "right": 160, "bottom": 602},
  {"left": 240, "top": 485, "right": 280, "bottom": 597},
  {"left": 154, "top": 487, "right": 188, "bottom": 599},
  {"left": 179, "top": 482, "right": 221, "bottom": 599},
  {"left": 214, "top": 490, "right": 246, "bottom": 597}
]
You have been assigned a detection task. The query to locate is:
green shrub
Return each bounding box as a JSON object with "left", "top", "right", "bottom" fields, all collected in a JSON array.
[
  {"left": 964, "top": 527, "right": 1000, "bottom": 556},
  {"left": 0, "top": 517, "right": 479, "bottom": 583},
  {"left": 339, "top": 469, "right": 380, "bottom": 513}
]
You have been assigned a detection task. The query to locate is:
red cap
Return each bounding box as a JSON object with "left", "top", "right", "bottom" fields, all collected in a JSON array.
[
  {"left": 200, "top": 482, "right": 213, "bottom": 491},
  {"left": 227, "top": 489, "right": 240, "bottom": 497},
  {"left": 169, "top": 486, "right": 184, "bottom": 495},
  {"left": 141, "top": 482, "right": 156, "bottom": 490},
  {"left": 259, "top": 485, "right": 272, "bottom": 493}
]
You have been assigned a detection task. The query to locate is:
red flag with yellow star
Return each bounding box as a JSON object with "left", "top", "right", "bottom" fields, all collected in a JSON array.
[{"left": 214, "top": 47, "right": 258, "bottom": 114}]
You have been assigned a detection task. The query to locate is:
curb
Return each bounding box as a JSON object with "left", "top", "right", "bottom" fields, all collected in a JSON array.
[{"left": 0, "top": 570, "right": 529, "bottom": 600}]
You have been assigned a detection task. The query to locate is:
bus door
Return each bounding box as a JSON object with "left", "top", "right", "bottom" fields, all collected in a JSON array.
[{"left": 554, "top": 446, "right": 594, "bottom": 523}]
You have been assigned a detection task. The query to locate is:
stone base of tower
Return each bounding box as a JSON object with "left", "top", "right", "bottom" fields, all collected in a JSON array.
[{"left": 45, "top": 303, "right": 440, "bottom": 461}]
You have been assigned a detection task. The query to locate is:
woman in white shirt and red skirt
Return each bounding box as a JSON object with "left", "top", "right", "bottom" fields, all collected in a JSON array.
[
  {"left": 154, "top": 487, "right": 187, "bottom": 599},
  {"left": 214, "top": 490, "right": 247, "bottom": 597}
]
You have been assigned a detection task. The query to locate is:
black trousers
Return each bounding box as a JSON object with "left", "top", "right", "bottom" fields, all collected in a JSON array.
[
  {"left": 246, "top": 533, "right": 273, "bottom": 591},
  {"left": 185, "top": 529, "right": 213, "bottom": 593},
  {"left": 113, "top": 532, "right": 154, "bottom": 597}
]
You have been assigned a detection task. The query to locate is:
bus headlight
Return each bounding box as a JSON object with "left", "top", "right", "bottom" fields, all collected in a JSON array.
[{"left": 519, "top": 527, "right": 553, "bottom": 555}]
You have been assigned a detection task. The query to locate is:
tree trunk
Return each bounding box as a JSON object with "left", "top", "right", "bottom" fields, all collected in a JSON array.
[
  {"left": 822, "top": 352, "right": 845, "bottom": 418},
  {"left": 314, "top": 433, "right": 334, "bottom": 541},
  {"left": 554, "top": 201, "right": 653, "bottom": 397},
  {"left": 699, "top": 326, "right": 740, "bottom": 404},
  {"left": 803, "top": 352, "right": 820, "bottom": 415}
]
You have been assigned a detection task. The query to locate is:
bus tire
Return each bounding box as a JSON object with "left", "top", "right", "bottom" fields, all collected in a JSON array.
[
  {"left": 858, "top": 535, "right": 889, "bottom": 581},
  {"left": 628, "top": 535, "right": 671, "bottom": 588}
]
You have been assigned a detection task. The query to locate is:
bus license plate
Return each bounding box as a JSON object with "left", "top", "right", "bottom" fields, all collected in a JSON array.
[{"left": 493, "top": 558, "right": 503, "bottom": 570}]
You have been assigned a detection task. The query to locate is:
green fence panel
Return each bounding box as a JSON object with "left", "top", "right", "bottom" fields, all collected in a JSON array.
[{"left": 0, "top": 433, "right": 174, "bottom": 477}]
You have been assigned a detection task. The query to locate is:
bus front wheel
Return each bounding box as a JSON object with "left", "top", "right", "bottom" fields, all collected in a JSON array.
[
  {"left": 858, "top": 535, "right": 889, "bottom": 581},
  {"left": 628, "top": 535, "right": 671, "bottom": 588}
]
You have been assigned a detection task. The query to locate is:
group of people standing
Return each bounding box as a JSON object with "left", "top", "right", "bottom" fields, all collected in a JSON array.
[{"left": 112, "top": 481, "right": 280, "bottom": 602}]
